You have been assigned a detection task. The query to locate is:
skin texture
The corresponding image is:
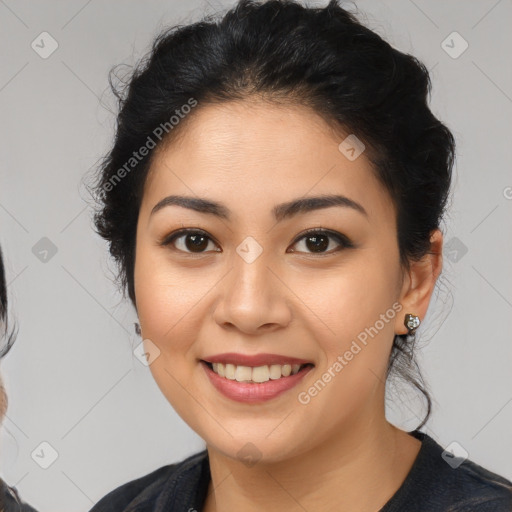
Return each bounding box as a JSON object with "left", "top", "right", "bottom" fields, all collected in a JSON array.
[
  {"left": 0, "top": 376, "right": 6, "bottom": 421},
  {"left": 133, "top": 99, "right": 443, "bottom": 511}
]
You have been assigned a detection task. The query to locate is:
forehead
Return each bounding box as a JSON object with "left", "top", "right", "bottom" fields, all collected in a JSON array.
[
  {"left": 155, "top": 99, "right": 351, "bottom": 168},
  {"left": 143, "top": 100, "right": 394, "bottom": 224}
]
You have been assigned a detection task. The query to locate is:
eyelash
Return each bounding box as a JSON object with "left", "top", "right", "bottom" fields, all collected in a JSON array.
[{"left": 159, "top": 227, "right": 354, "bottom": 256}]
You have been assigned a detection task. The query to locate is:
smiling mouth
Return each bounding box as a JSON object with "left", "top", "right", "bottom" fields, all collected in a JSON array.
[{"left": 201, "top": 360, "right": 315, "bottom": 384}]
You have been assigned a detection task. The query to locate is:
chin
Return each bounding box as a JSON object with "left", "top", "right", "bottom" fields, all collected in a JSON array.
[{"left": 204, "top": 430, "right": 306, "bottom": 467}]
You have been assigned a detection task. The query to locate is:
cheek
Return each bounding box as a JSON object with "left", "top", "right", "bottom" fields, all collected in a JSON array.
[
  {"left": 313, "top": 252, "right": 400, "bottom": 385},
  {"left": 0, "top": 376, "right": 7, "bottom": 420},
  {"left": 133, "top": 243, "right": 206, "bottom": 420},
  {"left": 134, "top": 240, "right": 201, "bottom": 357},
  {"left": 321, "top": 256, "right": 399, "bottom": 334}
]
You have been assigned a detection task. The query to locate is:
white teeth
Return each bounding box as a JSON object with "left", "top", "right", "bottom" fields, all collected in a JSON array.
[
  {"left": 209, "top": 362, "right": 306, "bottom": 382},
  {"left": 252, "top": 365, "right": 270, "bottom": 383},
  {"left": 225, "top": 363, "right": 236, "bottom": 380},
  {"left": 235, "top": 365, "right": 252, "bottom": 382},
  {"left": 269, "top": 364, "right": 282, "bottom": 380}
]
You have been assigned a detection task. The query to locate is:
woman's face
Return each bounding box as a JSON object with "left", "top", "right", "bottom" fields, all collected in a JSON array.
[{"left": 134, "top": 99, "right": 412, "bottom": 463}]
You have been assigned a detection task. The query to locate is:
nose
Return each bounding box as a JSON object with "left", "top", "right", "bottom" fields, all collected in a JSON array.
[{"left": 212, "top": 251, "right": 292, "bottom": 335}]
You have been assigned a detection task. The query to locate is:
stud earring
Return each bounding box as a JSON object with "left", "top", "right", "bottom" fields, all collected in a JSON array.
[
  {"left": 134, "top": 322, "right": 141, "bottom": 336},
  {"left": 404, "top": 314, "right": 420, "bottom": 334}
]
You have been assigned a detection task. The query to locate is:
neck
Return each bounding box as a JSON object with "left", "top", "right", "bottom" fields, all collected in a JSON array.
[{"left": 203, "top": 418, "right": 422, "bottom": 512}]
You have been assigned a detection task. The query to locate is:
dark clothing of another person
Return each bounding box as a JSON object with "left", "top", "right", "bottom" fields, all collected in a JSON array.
[{"left": 0, "top": 478, "right": 38, "bottom": 512}]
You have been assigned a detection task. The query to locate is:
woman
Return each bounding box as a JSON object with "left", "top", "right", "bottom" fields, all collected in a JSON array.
[
  {"left": 0, "top": 246, "right": 39, "bottom": 512},
  {"left": 88, "top": 0, "right": 512, "bottom": 510}
]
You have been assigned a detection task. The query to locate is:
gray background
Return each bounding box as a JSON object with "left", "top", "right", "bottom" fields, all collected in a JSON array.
[{"left": 0, "top": 0, "right": 511, "bottom": 510}]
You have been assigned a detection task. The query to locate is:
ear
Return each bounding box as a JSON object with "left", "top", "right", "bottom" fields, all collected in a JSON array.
[{"left": 394, "top": 229, "right": 443, "bottom": 335}]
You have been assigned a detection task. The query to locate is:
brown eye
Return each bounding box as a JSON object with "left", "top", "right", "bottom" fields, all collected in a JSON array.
[
  {"left": 289, "top": 229, "right": 353, "bottom": 255},
  {"left": 161, "top": 229, "right": 220, "bottom": 254}
]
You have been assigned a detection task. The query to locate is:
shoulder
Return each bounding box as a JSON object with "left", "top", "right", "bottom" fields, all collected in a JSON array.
[
  {"left": 88, "top": 450, "right": 209, "bottom": 512},
  {"left": 0, "top": 477, "right": 39, "bottom": 512},
  {"left": 390, "top": 431, "right": 512, "bottom": 511},
  {"left": 444, "top": 452, "right": 512, "bottom": 510}
]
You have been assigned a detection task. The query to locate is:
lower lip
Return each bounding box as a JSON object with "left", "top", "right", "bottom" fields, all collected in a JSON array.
[{"left": 201, "top": 361, "right": 314, "bottom": 403}]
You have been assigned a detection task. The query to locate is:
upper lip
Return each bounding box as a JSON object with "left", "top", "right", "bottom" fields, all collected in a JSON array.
[{"left": 202, "top": 353, "right": 313, "bottom": 367}]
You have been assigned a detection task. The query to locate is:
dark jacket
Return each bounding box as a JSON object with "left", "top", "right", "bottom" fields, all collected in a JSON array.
[
  {"left": 89, "top": 430, "right": 512, "bottom": 511},
  {"left": 0, "top": 478, "right": 39, "bottom": 512}
]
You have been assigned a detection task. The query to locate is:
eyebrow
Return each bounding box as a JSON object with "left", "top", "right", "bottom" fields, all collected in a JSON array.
[{"left": 150, "top": 193, "right": 368, "bottom": 222}]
